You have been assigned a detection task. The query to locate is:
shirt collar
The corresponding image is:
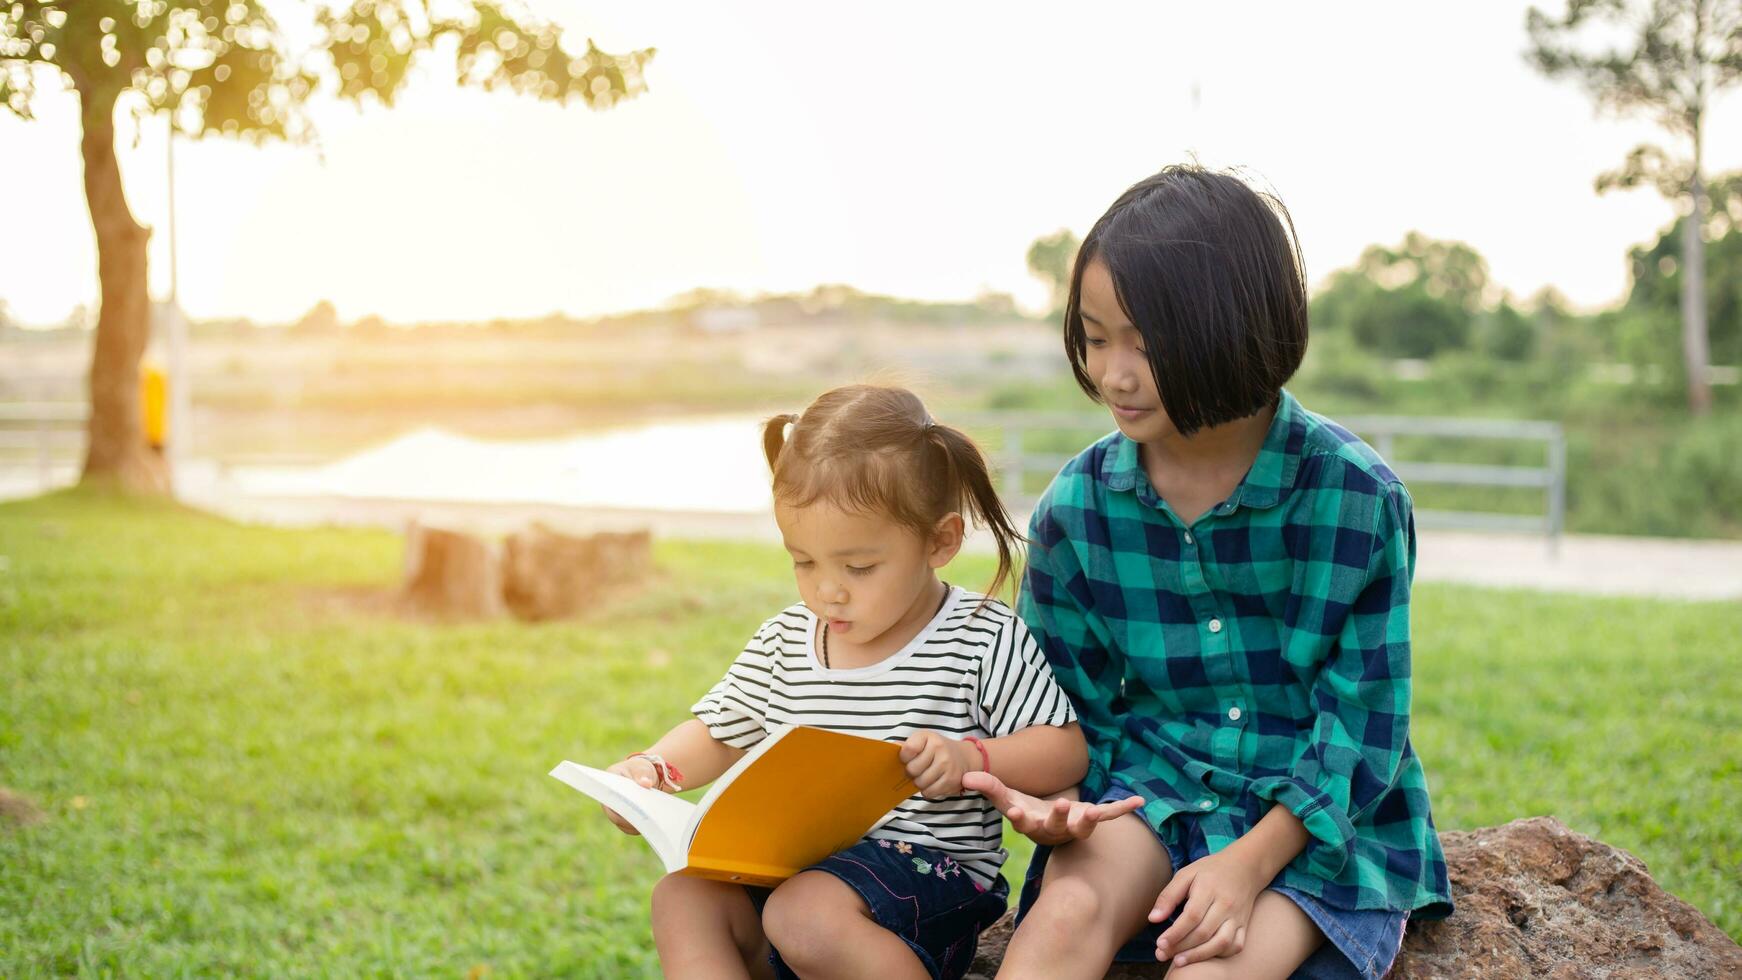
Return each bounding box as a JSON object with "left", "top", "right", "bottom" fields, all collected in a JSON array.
[
  {"left": 1098, "top": 389, "right": 1304, "bottom": 512},
  {"left": 1231, "top": 389, "right": 1304, "bottom": 510}
]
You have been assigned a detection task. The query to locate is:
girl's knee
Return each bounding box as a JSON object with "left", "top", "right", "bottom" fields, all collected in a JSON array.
[
  {"left": 1020, "top": 876, "right": 1123, "bottom": 953},
  {"left": 1030, "top": 874, "right": 1106, "bottom": 927},
  {"left": 761, "top": 872, "right": 869, "bottom": 965},
  {"left": 650, "top": 872, "right": 734, "bottom": 932}
]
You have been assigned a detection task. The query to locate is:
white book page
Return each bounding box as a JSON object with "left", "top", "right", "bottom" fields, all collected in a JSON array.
[{"left": 549, "top": 762, "right": 698, "bottom": 873}]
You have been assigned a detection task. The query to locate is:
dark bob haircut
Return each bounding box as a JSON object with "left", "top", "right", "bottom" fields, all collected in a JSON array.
[{"left": 1064, "top": 164, "right": 1309, "bottom": 436}]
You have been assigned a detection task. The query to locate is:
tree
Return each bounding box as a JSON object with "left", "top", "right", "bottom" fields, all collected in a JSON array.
[
  {"left": 1526, "top": 0, "right": 1742, "bottom": 415},
  {"left": 1026, "top": 228, "right": 1080, "bottom": 319},
  {"left": 1624, "top": 171, "right": 1742, "bottom": 369},
  {"left": 1309, "top": 233, "right": 1492, "bottom": 359},
  {"left": 291, "top": 299, "right": 340, "bottom": 335},
  {"left": 1, "top": 2, "right": 652, "bottom": 492}
]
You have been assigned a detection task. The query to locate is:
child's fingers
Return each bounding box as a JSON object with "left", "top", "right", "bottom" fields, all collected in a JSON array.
[
  {"left": 903, "top": 745, "right": 936, "bottom": 780},
  {"left": 1064, "top": 802, "right": 1101, "bottom": 839},
  {"left": 1042, "top": 797, "right": 1073, "bottom": 835},
  {"left": 1167, "top": 899, "right": 1228, "bottom": 958},
  {"left": 1101, "top": 795, "right": 1145, "bottom": 819},
  {"left": 600, "top": 806, "right": 642, "bottom": 836},
  {"left": 1148, "top": 868, "right": 1191, "bottom": 923},
  {"left": 961, "top": 770, "right": 1011, "bottom": 808},
  {"left": 917, "top": 757, "right": 951, "bottom": 795},
  {"left": 1031, "top": 800, "right": 1073, "bottom": 839},
  {"left": 1172, "top": 917, "right": 1240, "bottom": 967},
  {"left": 899, "top": 730, "right": 930, "bottom": 762},
  {"left": 1154, "top": 891, "right": 1212, "bottom": 957}
]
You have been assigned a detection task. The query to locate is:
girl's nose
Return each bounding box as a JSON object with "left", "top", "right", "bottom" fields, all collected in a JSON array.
[
  {"left": 1102, "top": 350, "right": 1141, "bottom": 395},
  {"left": 818, "top": 579, "right": 848, "bottom": 604}
]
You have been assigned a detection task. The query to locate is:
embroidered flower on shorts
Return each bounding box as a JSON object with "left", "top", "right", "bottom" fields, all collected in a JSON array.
[
  {"left": 894, "top": 841, "right": 913, "bottom": 855},
  {"left": 911, "top": 858, "right": 932, "bottom": 874}
]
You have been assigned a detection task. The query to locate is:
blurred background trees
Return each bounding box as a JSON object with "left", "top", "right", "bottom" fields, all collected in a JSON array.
[
  {"left": 0, "top": 0, "right": 651, "bottom": 492},
  {"left": 1526, "top": 0, "right": 1742, "bottom": 415}
]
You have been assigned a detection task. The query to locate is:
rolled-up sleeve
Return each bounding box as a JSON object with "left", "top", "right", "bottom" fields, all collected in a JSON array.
[
  {"left": 1251, "top": 482, "right": 1415, "bottom": 879},
  {"left": 1019, "top": 502, "right": 1124, "bottom": 794}
]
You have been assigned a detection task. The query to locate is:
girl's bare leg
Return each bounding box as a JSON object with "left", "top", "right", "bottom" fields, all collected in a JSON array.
[
  {"left": 1164, "top": 890, "right": 1324, "bottom": 980},
  {"left": 995, "top": 812, "right": 1173, "bottom": 979},
  {"left": 650, "top": 872, "right": 776, "bottom": 980},
  {"left": 760, "top": 870, "right": 930, "bottom": 980}
]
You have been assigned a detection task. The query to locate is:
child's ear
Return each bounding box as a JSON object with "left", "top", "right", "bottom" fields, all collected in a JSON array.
[{"left": 927, "top": 512, "right": 966, "bottom": 568}]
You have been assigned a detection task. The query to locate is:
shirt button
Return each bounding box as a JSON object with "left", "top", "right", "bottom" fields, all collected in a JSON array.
[
  {"left": 1197, "top": 798, "right": 1215, "bottom": 810},
  {"left": 1183, "top": 531, "right": 1194, "bottom": 545},
  {"left": 1228, "top": 706, "right": 1242, "bottom": 721},
  {"left": 1208, "top": 618, "right": 1223, "bottom": 633}
]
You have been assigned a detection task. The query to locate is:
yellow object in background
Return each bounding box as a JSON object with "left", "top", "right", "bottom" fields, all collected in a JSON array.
[{"left": 140, "top": 359, "right": 168, "bottom": 450}]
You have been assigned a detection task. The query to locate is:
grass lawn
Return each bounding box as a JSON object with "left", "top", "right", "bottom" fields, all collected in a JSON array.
[{"left": 2, "top": 489, "right": 1738, "bottom": 977}]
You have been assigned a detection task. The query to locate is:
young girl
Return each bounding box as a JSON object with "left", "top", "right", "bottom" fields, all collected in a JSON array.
[
  {"left": 963, "top": 165, "right": 1454, "bottom": 980},
  {"left": 600, "top": 384, "right": 1105, "bottom": 980}
]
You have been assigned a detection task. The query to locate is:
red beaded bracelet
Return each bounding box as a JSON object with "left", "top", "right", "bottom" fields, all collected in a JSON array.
[{"left": 964, "top": 736, "right": 991, "bottom": 774}]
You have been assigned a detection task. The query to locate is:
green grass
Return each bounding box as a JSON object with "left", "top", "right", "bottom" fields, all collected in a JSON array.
[{"left": 1, "top": 489, "right": 1738, "bottom": 976}]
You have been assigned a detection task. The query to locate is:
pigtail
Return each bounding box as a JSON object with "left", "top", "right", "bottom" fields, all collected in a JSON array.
[
  {"left": 763, "top": 413, "right": 799, "bottom": 474},
  {"left": 927, "top": 424, "right": 1024, "bottom": 607}
]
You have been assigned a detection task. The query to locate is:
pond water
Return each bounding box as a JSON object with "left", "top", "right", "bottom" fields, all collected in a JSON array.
[{"left": 223, "top": 415, "right": 776, "bottom": 513}]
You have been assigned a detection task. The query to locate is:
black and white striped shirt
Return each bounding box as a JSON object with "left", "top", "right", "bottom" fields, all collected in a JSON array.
[{"left": 690, "top": 586, "right": 1077, "bottom": 887}]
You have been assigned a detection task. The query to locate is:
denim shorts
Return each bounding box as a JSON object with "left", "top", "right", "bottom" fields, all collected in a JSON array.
[
  {"left": 746, "top": 837, "right": 1011, "bottom": 980},
  {"left": 1014, "top": 784, "right": 1409, "bottom": 980}
]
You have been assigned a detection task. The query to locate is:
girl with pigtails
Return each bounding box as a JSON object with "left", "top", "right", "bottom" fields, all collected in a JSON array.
[{"left": 598, "top": 384, "right": 1127, "bottom": 980}]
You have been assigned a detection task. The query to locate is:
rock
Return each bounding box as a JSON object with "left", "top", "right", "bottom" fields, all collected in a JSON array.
[
  {"left": 401, "top": 522, "right": 504, "bottom": 618},
  {"left": 501, "top": 523, "right": 652, "bottom": 621},
  {"left": 966, "top": 817, "right": 1741, "bottom": 979},
  {"left": 1391, "top": 817, "right": 1741, "bottom": 979}
]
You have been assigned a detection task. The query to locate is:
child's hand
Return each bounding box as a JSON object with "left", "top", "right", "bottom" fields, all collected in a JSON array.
[
  {"left": 599, "top": 757, "right": 679, "bottom": 836},
  {"left": 899, "top": 730, "right": 977, "bottom": 799},
  {"left": 962, "top": 771, "right": 1144, "bottom": 845},
  {"left": 1147, "top": 847, "right": 1267, "bottom": 968}
]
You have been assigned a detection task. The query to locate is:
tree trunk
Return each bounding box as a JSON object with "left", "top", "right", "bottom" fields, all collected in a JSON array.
[
  {"left": 1682, "top": 170, "right": 1712, "bottom": 416},
  {"left": 75, "top": 80, "right": 170, "bottom": 493}
]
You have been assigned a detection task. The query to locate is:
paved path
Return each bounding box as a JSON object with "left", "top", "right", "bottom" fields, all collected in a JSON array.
[{"left": 182, "top": 490, "right": 1742, "bottom": 602}]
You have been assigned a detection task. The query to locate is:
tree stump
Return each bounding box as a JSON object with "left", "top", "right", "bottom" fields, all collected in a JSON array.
[
  {"left": 966, "top": 817, "right": 1741, "bottom": 979},
  {"left": 502, "top": 522, "right": 652, "bottom": 621},
  {"left": 401, "top": 522, "right": 504, "bottom": 618}
]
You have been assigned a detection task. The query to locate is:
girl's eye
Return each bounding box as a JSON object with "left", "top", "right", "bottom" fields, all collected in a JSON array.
[
  {"left": 793, "top": 560, "right": 813, "bottom": 568},
  {"left": 1085, "top": 337, "right": 1108, "bottom": 348},
  {"left": 847, "top": 565, "right": 877, "bottom": 575}
]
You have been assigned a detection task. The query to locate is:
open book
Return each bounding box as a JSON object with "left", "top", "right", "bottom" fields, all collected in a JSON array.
[{"left": 551, "top": 725, "right": 918, "bottom": 888}]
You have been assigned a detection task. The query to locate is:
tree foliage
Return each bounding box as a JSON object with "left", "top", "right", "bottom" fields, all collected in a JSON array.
[
  {"left": 1026, "top": 228, "right": 1080, "bottom": 318},
  {"left": 1, "top": 0, "right": 653, "bottom": 137},
  {"left": 1625, "top": 171, "right": 1742, "bottom": 365},
  {"left": 1310, "top": 233, "right": 1496, "bottom": 359}
]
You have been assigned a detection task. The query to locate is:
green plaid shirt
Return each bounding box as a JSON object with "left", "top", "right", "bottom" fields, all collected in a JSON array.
[{"left": 1019, "top": 390, "right": 1452, "bottom": 917}]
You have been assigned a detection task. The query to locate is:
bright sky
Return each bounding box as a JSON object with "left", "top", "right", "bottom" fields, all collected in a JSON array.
[{"left": 4, "top": 1, "right": 1739, "bottom": 327}]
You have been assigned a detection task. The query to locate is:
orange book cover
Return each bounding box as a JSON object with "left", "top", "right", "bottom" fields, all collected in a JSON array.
[{"left": 551, "top": 725, "right": 918, "bottom": 888}]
